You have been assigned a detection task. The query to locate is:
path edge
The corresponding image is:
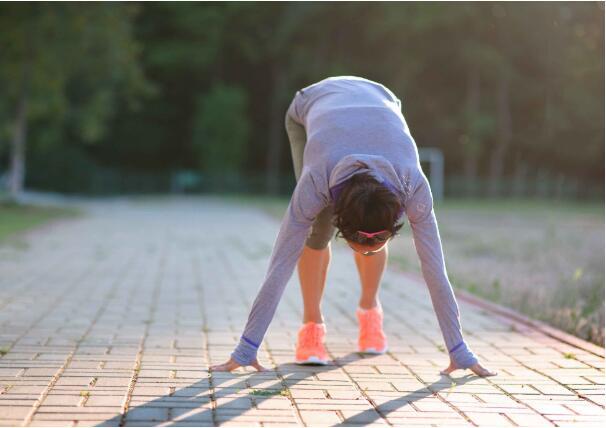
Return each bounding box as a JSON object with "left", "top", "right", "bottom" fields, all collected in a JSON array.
[{"left": 400, "top": 270, "right": 605, "bottom": 358}]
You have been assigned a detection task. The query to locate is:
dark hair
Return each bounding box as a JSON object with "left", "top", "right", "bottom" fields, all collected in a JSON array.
[{"left": 332, "top": 173, "right": 404, "bottom": 245}]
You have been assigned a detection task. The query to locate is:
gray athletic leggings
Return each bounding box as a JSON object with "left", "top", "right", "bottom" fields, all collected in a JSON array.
[{"left": 285, "top": 92, "right": 335, "bottom": 250}]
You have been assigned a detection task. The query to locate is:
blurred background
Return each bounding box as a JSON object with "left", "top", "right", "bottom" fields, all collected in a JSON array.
[{"left": 0, "top": 3, "right": 604, "bottom": 345}]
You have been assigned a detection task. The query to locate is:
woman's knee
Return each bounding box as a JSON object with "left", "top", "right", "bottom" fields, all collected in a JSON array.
[
  {"left": 305, "top": 206, "right": 335, "bottom": 250},
  {"left": 305, "top": 219, "right": 334, "bottom": 249},
  {"left": 305, "top": 235, "right": 332, "bottom": 250}
]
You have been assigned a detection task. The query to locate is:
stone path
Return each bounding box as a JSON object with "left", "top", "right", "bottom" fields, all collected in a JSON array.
[{"left": 0, "top": 196, "right": 604, "bottom": 427}]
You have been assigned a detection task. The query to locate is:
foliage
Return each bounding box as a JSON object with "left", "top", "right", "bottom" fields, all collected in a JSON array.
[
  {"left": 191, "top": 84, "right": 250, "bottom": 174},
  {"left": 0, "top": 3, "right": 151, "bottom": 147},
  {"left": 1, "top": 2, "right": 603, "bottom": 196}
]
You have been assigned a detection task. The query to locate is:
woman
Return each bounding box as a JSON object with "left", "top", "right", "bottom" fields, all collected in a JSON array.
[{"left": 210, "top": 76, "right": 497, "bottom": 377}]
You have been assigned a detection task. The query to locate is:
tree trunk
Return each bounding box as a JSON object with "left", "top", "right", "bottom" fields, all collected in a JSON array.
[
  {"left": 488, "top": 72, "right": 512, "bottom": 197},
  {"left": 264, "top": 63, "right": 288, "bottom": 195},
  {"left": 541, "top": 90, "right": 554, "bottom": 147},
  {"left": 8, "top": 78, "right": 29, "bottom": 202},
  {"left": 463, "top": 66, "right": 481, "bottom": 197},
  {"left": 512, "top": 151, "right": 528, "bottom": 198}
]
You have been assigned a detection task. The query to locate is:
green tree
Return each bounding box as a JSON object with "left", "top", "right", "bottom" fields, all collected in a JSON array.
[
  {"left": 0, "top": 3, "right": 150, "bottom": 201},
  {"left": 20, "top": 2, "right": 599, "bottom": 197},
  {"left": 191, "top": 83, "right": 250, "bottom": 176}
]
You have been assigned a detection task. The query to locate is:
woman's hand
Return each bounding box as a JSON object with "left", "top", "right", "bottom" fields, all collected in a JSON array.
[
  {"left": 441, "top": 358, "right": 497, "bottom": 377},
  {"left": 209, "top": 357, "right": 269, "bottom": 373}
]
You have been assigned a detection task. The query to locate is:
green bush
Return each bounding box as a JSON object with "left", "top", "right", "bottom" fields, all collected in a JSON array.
[{"left": 191, "top": 84, "right": 250, "bottom": 175}]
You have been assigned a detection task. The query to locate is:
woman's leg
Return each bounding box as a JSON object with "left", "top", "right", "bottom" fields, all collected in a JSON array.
[
  {"left": 297, "top": 243, "right": 331, "bottom": 323},
  {"left": 285, "top": 100, "right": 332, "bottom": 325},
  {"left": 299, "top": 204, "right": 336, "bottom": 322},
  {"left": 354, "top": 244, "right": 388, "bottom": 309}
]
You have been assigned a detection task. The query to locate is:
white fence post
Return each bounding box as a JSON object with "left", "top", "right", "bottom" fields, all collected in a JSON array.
[{"left": 418, "top": 148, "right": 444, "bottom": 201}]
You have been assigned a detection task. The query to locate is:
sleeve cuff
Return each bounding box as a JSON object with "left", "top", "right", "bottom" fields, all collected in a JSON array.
[
  {"left": 230, "top": 336, "right": 259, "bottom": 366},
  {"left": 449, "top": 340, "right": 479, "bottom": 369}
]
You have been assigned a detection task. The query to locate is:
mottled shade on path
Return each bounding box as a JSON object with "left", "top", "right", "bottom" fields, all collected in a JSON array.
[{"left": 0, "top": 196, "right": 604, "bottom": 427}]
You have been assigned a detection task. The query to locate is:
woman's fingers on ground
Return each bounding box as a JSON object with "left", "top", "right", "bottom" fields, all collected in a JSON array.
[
  {"left": 209, "top": 359, "right": 270, "bottom": 372},
  {"left": 440, "top": 361, "right": 498, "bottom": 377},
  {"left": 252, "top": 361, "right": 269, "bottom": 372},
  {"left": 470, "top": 363, "right": 498, "bottom": 377},
  {"left": 440, "top": 362, "right": 457, "bottom": 375},
  {"left": 210, "top": 359, "right": 239, "bottom": 372},
  {"left": 209, "top": 364, "right": 229, "bottom": 372}
]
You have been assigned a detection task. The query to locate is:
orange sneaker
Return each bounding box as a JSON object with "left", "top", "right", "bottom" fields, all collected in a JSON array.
[
  {"left": 356, "top": 304, "right": 388, "bottom": 354},
  {"left": 295, "top": 322, "right": 329, "bottom": 365}
]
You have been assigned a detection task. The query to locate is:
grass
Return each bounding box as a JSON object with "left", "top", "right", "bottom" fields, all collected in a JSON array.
[
  {"left": 0, "top": 347, "right": 8, "bottom": 356},
  {"left": 0, "top": 201, "right": 83, "bottom": 243},
  {"left": 405, "top": 198, "right": 604, "bottom": 346},
  {"left": 249, "top": 388, "right": 289, "bottom": 397},
  {"left": 219, "top": 193, "right": 291, "bottom": 219},
  {"left": 226, "top": 193, "right": 605, "bottom": 347},
  {"left": 444, "top": 381, "right": 458, "bottom": 396},
  {"left": 434, "top": 197, "right": 603, "bottom": 216}
]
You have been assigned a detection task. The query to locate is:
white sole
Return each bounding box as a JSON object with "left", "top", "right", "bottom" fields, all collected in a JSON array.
[
  {"left": 358, "top": 346, "right": 388, "bottom": 354},
  {"left": 295, "top": 356, "right": 329, "bottom": 365}
]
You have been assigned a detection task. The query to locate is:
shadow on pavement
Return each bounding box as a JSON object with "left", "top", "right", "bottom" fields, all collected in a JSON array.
[{"left": 97, "top": 352, "right": 479, "bottom": 427}]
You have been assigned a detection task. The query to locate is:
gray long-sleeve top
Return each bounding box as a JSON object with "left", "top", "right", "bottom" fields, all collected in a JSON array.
[{"left": 230, "top": 76, "right": 479, "bottom": 369}]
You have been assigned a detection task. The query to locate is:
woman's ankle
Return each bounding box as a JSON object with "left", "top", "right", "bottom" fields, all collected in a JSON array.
[
  {"left": 358, "top": 298, "right": 379, "bottom": 310},
  {"left": 302, "top": 314, "right": 324, "bottom": 324}
]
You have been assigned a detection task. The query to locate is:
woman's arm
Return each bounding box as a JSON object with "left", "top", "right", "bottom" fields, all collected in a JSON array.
[
  {"left": 405, "top": 170, "right": 480, "bottom": 369},
  {"left": 229, "top": 170, "right": 328, "bottom": 366}
]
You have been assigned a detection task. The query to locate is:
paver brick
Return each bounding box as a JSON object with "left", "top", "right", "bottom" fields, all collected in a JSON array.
[
  {"left": 125, "top": 407, "right": 169, "bottom": 422},
  {"left": 465, "top": 411, "right": 519, "bottom": 426},
  {"left": 171, "top": 407, "right": 214, "bottom": 423},
  {"left": 339, "top": 409, "right": 389, "bottom": 425}
]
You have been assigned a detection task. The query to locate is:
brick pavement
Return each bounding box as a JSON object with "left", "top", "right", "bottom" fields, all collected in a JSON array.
[{"left": 0, "top": 196, "right": 604, "bottom": 427}]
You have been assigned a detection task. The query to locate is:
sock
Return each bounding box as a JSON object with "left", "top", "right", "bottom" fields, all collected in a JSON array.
[{"left": 357, "top": 303, "right": 382, "bottom": 313}]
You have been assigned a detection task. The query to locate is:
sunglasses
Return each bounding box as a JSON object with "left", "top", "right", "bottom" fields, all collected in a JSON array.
[
  {"left": 351, "top": 229, "right": 392, "bottom": 244},
  {"left": 347, "top": 229, "right": 393, "bottom": 255},
  {"left": 347, "top": 238, "right": 390, "bottom": 256}
]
